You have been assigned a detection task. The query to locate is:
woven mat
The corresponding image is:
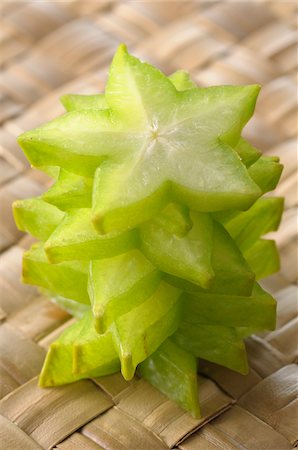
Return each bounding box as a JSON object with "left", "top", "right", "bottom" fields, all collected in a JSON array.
[{"left": 0, "top": 2, "right": 297, "bottom": 449}]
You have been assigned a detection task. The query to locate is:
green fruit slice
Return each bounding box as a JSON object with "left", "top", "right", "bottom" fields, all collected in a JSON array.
[
  {"left": 46, "top": 291, "right": 90, "bottom": 318},
  {"left": 40, "top": 166, "right": 60, "bottom": 179},
  {"left": 18, "top": 45, "right": 261, "bottom": 234},
  {"left": 13, "top": 197, "right": 64, "bottom": 241},
  {"left": 39, "top": 312, "right": 119, "bottom": 387},
  {"left": 44, "top": 208, "right": 138, "bottom": 263},
  {"left": 72, "top": 311, "right": 119, "bottom": 375},
  {"left": 23, "top": 243, "right": 89, "bottom": 304},
  {"left": 60, "top": 93, "right": 107, "bottom": 112},
  {"left": 145, "top": 202, "right": 192, "bottom": 238},
  {"left": 174, "top": 323, "right": 248, "bottom": 374},
  {"left": 181, "top": 283, "right": 276, "bottom": 330},
  {"left": 42, "top": 169, "right": 93, "bottom": 210},
  {"left": 39, "top": 316, "right": 88, "bottom": 387},
  {"left": 88, "top": 250, "right": 161, "bottom": 334},
  {"left": 248, "top": 156, "right": 283, "bottom": 193},
  {"left": 140, "top": 210, "right": 214, "bottom": 288},
  {"left": 234, "top": 137, "right": 261, "bottom": 167},
  {"left": 164, "top": 221, "right": 255, "bottom": 296},
  {"left": 139, "top": 338, "right": 200, "bottom": 418},
  {"left": 168, "top": 70, "right": 196, "bottom": 90},
  {"left": 111, "top": 282, "right": 182, "bottom": 380},
  {"left": 244, "top": 239, "right": 280, "bottom": 280},
  {"left": 220, "top": 197, "right": 284, "bottom": 252}
]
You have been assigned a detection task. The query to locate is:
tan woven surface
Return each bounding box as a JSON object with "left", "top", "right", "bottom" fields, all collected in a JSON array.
[{"left": 0, "top": 1, "right": 297, "bottom": 449}]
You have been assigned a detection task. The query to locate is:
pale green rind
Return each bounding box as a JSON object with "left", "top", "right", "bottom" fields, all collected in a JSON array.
[
  {"left": 174, "top": 323, "right": 249, "bottom": 374},
  {"left": 181, "top": 283, "right": 276, "bottom": 331},
  {"left": 60, "top": 93, "right": 107, "bottom": 112},
  {"left": 23, "top": 243, "right": 90, "bottom": 304},
  {"left": 139, "top": 339, "right": 200, "bottom": 418},
  {"left": 233, "top": 137, "right": 261, "bottom": 167},
  {"left": 248, "top": 156, "right": 283, "bottom": 193},
  {"left": 111, "top": 282, "right": 182, "bottom": 380},
  {"left": 164, "top": 221, "right": 255, "bottom": 296},
  {"left": 44, "top": 208, "right": 138, "bottom": 263},
  {"left": 244, "top": 239, "right": 280, "bottom": 280},
  {"left": 13, "top": 197, "right": 64, "bottom": 241},
  {"left": 220, "top": 197, "right": 284, "bottom": 252},
  {"left": 42, "top": 169, "right": 93, "bottom": 210},
  {"left": 88, "top": 250, "right": 161, "bottom": 334},
  {"left": 140, "top": 210, "right": 214, "bottom": 289}
]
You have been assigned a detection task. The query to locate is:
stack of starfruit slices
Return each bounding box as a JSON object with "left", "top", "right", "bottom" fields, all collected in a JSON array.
[{"left": 14, "top": 45, "right": 283, "bottom": 417}]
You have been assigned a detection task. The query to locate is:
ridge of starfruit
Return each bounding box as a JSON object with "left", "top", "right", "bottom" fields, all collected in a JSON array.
[{"left": 14, "top": 45, "right": 283, "bottom": 418}]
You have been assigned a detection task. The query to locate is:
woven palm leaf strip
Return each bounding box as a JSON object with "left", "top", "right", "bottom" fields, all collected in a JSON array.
[{"left": 0, "top": 2, "right": 297, "bottom": 449}]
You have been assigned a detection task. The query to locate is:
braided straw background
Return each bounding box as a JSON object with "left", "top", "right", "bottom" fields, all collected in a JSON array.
[{"left": 0, "top": 1, "right": 297, "bottom": 449}]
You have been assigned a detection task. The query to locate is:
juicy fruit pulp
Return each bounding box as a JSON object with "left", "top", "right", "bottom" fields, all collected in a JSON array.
[{"left": 14, "top": 44, "right": 283, "bottom": 418}]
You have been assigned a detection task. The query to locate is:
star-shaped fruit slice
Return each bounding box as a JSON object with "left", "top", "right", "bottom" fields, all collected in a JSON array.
[
  {"left": 181, "top": 283, "right": 276, "bottom": 331},
  {"left": 248, "top": 156, "right": 283, "bottom": 193},
  {"left": 39, "top": 311, "right": 119, "bottom": 387},
  {"left": 42, "top": 169, "right": 93, "bottom": 210},
  {"left": 18, "top": 45, "right": 261, "bottom": 234},
  {"left": 111, "top": 281, "right": 181, "bottom": 380},
  {"left": 140, "top": 208, "right": 214, "bottom": 289},
  {"left": 23, "top": 243, "right": 89, "bottom": 304},
  {"left": 88, "top": 250, "right": 161, "bottom": 334},
  {"left": 173, "top": 323, "right": 248, "bottom": 374},
  {"left": 13, "top": 197, "right": 64, "bottom": 241},
  {"left": 165, "top": 220, "right": 255, "bottom": 296},
  {"left": 44, "top": 208, "right": 138, "bottom": 263},
  {"left": 139, "top": 338, "right": 200, "bottom": 418},
  {"left": 220, "top": 197, "right": 284, "bottom": 252}
]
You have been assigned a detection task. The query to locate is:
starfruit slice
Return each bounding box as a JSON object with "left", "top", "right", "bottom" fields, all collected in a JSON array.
[
  {"left": 60, "top": 93, "right": 107, "bottom": 112},
  {"left": 13, "top": 197, "right": 64, "bottom": 241},
  {"left": 139, "top": 338, "right": 200, "bottom": 417},
  {"left": 181, "top": 283, "right": 276, "bottom": 331},
  {"left": 173, "top": 322, "right": 248, "bottom": 374},
  {"left": 164, "top": 220, "right": 255, "bottom": 296},
  {"left": 244, "top": 239, "right": 280, "bottom": 279},
  {"left": 111, "top": 282, "right": 182, "bottom": 380},
  {"left": 44, "top": 208, "right": 138, "bottom": 263},
  {"left": 39, "top": 311, "right": 119, "bottom": 387},
  {"left": 23, "top": 243, "right": 89, "bottom": 304},
  {"left": 248, "top": 156, "right": 283, "bottom": 193},
  {"left": 18, "top": 45, "right": 261, "bottom": 235},
  {"left": 88, "top": 250, "right": 161, "bottom": 333},
  {"left": 42, "top": 169, "right": 93, "bottom": 210},
  {"left": 220, "top": 197, "right": 284, "bottom": 252},
  {"left": 140, "top": 209, "right": 214, "bottom": 289},
  {"left": 233, "top": 137, "right": 261, "bottom": 167}
]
